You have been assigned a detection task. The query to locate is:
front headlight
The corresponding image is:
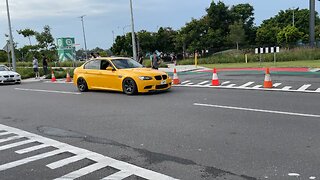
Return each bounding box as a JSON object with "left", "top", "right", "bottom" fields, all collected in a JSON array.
[{"left": 138, "top": 76, "right": 152, "bottom": 80}]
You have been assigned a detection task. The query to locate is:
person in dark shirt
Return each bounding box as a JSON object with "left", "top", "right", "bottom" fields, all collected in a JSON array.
[{"left": 42, "top": 54, "right": 48, "bottom": 76}]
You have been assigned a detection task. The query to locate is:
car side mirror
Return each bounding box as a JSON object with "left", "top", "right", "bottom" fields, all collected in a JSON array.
[{"left": 106, "top": 66, "right": 114, "bottom": 71}]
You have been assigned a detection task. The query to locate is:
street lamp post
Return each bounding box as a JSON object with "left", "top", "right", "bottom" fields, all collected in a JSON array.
[
  {"left": 129, "top": 0, "right": 137, "bottom": 60},
  {"left": 79, "top": 15, "right": 88, "bottom": 60},
  {"left": 310, "top": 0, "right": 315, "bottom": 47},
  {"left": 6, "top": 0, "right": 16, "bottom": 71}
]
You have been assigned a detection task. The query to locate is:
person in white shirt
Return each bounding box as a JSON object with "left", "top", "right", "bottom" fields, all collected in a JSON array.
[{"left": 32, "top": 57, "right": 40, "bottom": 79}]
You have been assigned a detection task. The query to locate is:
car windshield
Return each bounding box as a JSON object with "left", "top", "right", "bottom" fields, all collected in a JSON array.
[
  {"left": 111, "top": 59, "right": 143, "bottom": 69},
  {"left": 0, "top": 66, "right": 9, "bottom": 71}
]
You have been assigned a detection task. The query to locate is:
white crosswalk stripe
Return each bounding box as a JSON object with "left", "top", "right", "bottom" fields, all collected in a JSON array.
[
  {"left": 273, "top": 83, "right": 282, "bottom": 87},
  {"left": 282, "top": 86, "right": 292, "bottom": 90},
  {"left": 252, "top": 85, "right": 262, "bottom": 88},
  {"left": 221, "top": 81, "right": 230, "bottom": 85},
  {"left": 181, "top": 80, "right": 190, "bottom": 84},
  {"left": 238, "top": 82, "right": 254, "bottom": 88},
  {"left": 225, "top": 84, "right": 236, "bottom": 87},
  {"left": 297, "top": 84, "right": 311, "bottom": 91},
  {"left": 316, "top": 88, "right": 320, "bottom": 92},
  {"left": 197, "top": 81, "right": 209, "bottom": 85},
  {"left": 0, "top": 124, "right": 178, "bottom": 180}
]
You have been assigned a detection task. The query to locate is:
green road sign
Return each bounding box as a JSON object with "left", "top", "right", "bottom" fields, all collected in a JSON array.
[{"left": 57, "top": 37, "right": 76, "bottom": 61}]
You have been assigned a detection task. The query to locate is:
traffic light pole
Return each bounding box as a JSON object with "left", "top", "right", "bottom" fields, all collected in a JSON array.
[{"left": 6, "top": 0, "right": 16, "bottom": 71}]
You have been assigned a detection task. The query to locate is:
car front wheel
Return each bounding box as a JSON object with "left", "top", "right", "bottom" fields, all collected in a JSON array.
[
  {"left": 122, "top": 78, "right": 137, "bottom": 95},
  {"left": 77, "top": 78, "right": 88, "bottom": 92}
]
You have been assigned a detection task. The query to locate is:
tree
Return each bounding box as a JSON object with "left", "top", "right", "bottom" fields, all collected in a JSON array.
[
  {"left": 35, "top": 25, "right": 55, "bottom": 50},
  {"left": 277, "top": 25, "right": 303, "bottom": 47},
  {"left": 228, "top": 21, "right": 246, "bottom": 50},
  {"left": 17, "top": 28, "right": 36, "bottom": 46},
  {"left": 256, "top": 22, "right": 281, "bottom": 46}
]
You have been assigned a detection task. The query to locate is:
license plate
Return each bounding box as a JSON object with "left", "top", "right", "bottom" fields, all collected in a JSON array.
[{"left": 161, "top": 80, "right": 166, "bottom": 85}]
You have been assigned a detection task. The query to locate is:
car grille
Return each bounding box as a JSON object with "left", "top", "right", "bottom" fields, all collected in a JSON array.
[
  {"left": 3, "top": 75, "right": 14, "bottom": 78},
  {"left": 156, "top": 84, "right": 168, "bottom": 89},
  {"left": 154, "top": 75, "right": 167, "bottom": 80}
]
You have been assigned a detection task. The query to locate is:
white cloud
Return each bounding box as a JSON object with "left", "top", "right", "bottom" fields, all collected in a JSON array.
[{"left": 0, "top": 0, "right": 127, "bottom": 20}]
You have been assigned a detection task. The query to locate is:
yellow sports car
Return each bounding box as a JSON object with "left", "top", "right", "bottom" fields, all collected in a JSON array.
[{"left": 73, "top": 57, "right": 172, "bottom": 95}]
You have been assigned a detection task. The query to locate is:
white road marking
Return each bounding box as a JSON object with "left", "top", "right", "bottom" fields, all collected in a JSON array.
[
  {"left": 273, "top": 83, "right": 282, "bottom": 87},
  {"left": 309, "top": 176, "right": 316, "bottom": 180},
  {"left": 47, "top": 155, "right": 85, "bottom": 169},
  {"left": 0, "top": 135, "right": 23, "bottom": 143},
  {"left": 252, "top": 85, "right": 262, "bottom": 88},
  {"left": 197, "top": 81, "right": 209, "bottom": 85},
  {"left": 15, "top": 144, "right": 50, "bottom": 154},
  {"left": 0, "top": 149, "right": 65, "bottom": 171},
  {"left": 315, "top": 88, "right": 320, "bottom": 92},
  {"left": 193, "top": 103, "right": 320, "bottom": 118},
  {"left": 15, "top": 88, "right": 81, "bottom": 95},
  {"left": 0, "top": 139, "right": 34, "bottom": 151},
  {"left": 186, "top": 83, "right": 194, "bottom": 85},
  {"left": 0, "top": 131, "right": 13, "bottom": 136},
  {"left": 281, "top": 86, "right": 292, "bottom": 90},
  {"left": 221, "top": 81, "right": 230, "bottom": 85},
  {"left": 181, "top": 80, "right": 190, "bottom": 84},
  {"left": 297, "top": 84, "right": 311, "bottom": 91},
  {"left": 0, "top": 124, "right": 178, "bottom": 180},
  {"left": 288, "top": 173, "right": 300, "bottom": 177},
  {"left": 101, "top": 170, "right": 132, "bottom": 180},
  {"left": 238, "top": 82, "right": 254, "bottom": 88}
]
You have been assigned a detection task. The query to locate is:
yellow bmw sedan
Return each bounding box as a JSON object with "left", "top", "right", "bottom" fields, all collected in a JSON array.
[{"left": 73, "top": 57, "right": 172, "bottom": 95}]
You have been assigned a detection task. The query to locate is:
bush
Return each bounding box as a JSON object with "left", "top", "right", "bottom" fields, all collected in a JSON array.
[{"left": 143, "top": 60, "right": 168, "bottom": 68}]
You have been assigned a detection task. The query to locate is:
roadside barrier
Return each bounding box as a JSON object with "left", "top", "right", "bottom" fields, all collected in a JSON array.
[
  {"left": 65, "top": 71, "right": 71, "bottom": 82},
  {"left": 264, "top": 68, "right": 272, "bottom": 88},
  {"left": 211, "top": 68, "right": 220, "bottom": 86},
  {"left": 172, "top": 68, "right": 180, "bottom": 85}
]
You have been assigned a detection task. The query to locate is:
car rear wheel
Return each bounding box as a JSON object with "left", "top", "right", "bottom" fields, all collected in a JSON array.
[
  {"left": 77, "top": 78, "right": 88, "bottom": 92},
  {"left": 122, "top": 78, "right": 137, "bottom": 95}
]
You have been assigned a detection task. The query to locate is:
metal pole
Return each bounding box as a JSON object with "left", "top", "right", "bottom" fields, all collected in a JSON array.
[
  {"left": 112, "top": 30, "right": 115, "bottom": 44},
  {"left": 80, "top": 15, "right": 88, "bottom": 60},
  {"left": 129, "top": 0, "right": 137, "bottom": 60},
  {"left": 310, "top": 0, "right": 315, "bottom": 47},
  {"left": 6, "top": 40, "right": 11, "bottom": 66},
  {"left": 6, "top": 0, "right": 16, "bottom": 71}
]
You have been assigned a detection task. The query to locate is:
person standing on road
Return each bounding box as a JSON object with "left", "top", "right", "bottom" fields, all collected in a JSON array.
[
  {"left": 32, "top": 56, "right": 40, "bottom": 79},
  {"left": 42, "top": 54, "right": 48, "bottom": 77},
  {"left": 152, "top": 52, "right": 160, "bottom": 70}
]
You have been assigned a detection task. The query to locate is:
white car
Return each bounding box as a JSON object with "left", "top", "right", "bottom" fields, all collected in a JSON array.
[{"left": 0, "top": 65, "right": 21, "bottom": 84}]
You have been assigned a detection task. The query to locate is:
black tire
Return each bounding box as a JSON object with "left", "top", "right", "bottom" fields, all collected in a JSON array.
[
  {"left": 77, "top": 78, "right": 88, "bottom": 92},
  {"left": 122, "top": 78, "right": 138, "bottom": 95}
]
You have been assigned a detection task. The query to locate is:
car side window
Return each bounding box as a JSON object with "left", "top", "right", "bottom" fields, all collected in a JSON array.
[
  {"left": 84, "top": 60, "right": 100, "bottom": 70},
  {"left": 100, "top": 60, "right": 110, "bottom": 70}
]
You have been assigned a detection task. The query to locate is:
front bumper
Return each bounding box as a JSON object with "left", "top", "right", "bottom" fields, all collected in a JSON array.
[
  {"left": 137, "top": 78, "right": 172, "bottom": 93},
  {"left": 0, "top": 77, "right": 21, "bottom": 84}
]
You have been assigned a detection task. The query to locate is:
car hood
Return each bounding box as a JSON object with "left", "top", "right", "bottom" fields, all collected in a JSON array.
[
  {"left": 0, "top": 71, "right": 20, "bottom": 76},
  {"left": 119, "top": 68, "right": 168, "bottom": 76}
]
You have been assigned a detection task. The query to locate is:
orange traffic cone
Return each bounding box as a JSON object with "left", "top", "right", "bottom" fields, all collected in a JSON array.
[
  {"left": 264, "top": 68, "right": 272, "bottom": 88},
  {"left": 211, "top": 68, "right": 220, "bottom": 86},
  {"left": 51, "top": 70, "right": 56, "bottom": 82},
  {"left": 65, "top": 71, "right": 71, "bottom": 82},
  {"left": 172, "top": 68, "right": 180, "bottom": 85}
]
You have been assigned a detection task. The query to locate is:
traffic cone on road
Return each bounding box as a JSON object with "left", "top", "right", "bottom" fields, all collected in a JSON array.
[
  {"left": 172, "top": 68, "right": 180, "bottom": 85},
  {"left": 51, "top": 70, "right": 56, "bottom": 82},
  {"left": 65, "top": 71, "right": 71, "bottom": 82},
  {"left": 263, "top": 68, "right": 272, "bottom": 88},
  {"left": 211, "top": 68, "right": 220, "bottom": 86}
]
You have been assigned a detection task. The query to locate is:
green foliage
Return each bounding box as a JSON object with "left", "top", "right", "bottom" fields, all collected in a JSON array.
[
  {"left": 17, "top": 28, "right": 36, "bottom": 45},
  {"left": 277, "top": 26, "right": 304, "bottom": 47},
  {"left": 0, "top": 50, "right": 8, "bottom": 62},
  {"left": 228, "top": 21, "right": 246, "bottom": 50},
  {"left": 35, "top": 25, "right": 55, "bottom": 50}
]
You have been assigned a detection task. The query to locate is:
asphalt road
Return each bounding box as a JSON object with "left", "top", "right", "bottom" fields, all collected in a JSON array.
[{"left": 0, "top": 78, "right": 320, "bottom": 180}]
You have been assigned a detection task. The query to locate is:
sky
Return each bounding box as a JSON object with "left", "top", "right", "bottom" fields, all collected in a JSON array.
[{"left": 0, "top": 0, "right": 317, "bottom": 50}]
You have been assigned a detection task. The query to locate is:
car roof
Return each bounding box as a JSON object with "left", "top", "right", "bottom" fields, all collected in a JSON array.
[{"left": 93, "top": 57, "right": 132, "bottom": 61}]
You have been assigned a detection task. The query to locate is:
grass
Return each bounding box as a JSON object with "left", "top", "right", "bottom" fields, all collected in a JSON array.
[{"left": 200, "top": 60, "right": 320, "bottom": 69}]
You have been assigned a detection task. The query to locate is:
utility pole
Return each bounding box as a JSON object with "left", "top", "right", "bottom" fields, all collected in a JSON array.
[
  {"left": 310, "top": 0, "right": 315, "bottom": 47},
  {"left": 79, "top": 15, "right": 88, "bottom": 60},
  {"left": 6, "top": 0, "right": 16, "bottom": 71},
  {"left": 129, "top": 0, "right": 137, "bottom": 60}
]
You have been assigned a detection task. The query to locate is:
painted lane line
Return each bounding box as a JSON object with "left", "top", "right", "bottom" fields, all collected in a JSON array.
[
  {"left": 15, "top": 88, "right": 81, "bottom": 95},
  {"left": 0, "top": 131, "right": 12, "bottom": 136},
  {"left": 225, "top": 84, "right": 236, "bottom": 87},
  {"left": 238, "top": 82, "right": 254, "bottom": 88},
  {"left": 0, "top": 139, "right": 34, "bottom": 151},
  {"left": 281, "top": 86, "right": 292, "bottom": 90},
  {"left": 0, "top": 124, "right": 178, "bottom": 180},
  {"left": 297, "top": 84, "right": 312, "bottom": 91},
  {"left": 309, "top": 176, "right": 316, "bottom": 180},
  {"left": 193, "top": 103, "right": 320, "bottom": 118},
  {"left": 273, "top": 83, "right": 282, "bottom": 87},
  {"left": 54, "top": 162, "right": 109, "bottom": 180},
  {"left": 252, "top": 85, "right": 262, "bottom": 89},
  {"left": 197, "top": 81, "right": 209, "bottom": 85},
  {"left": 0, "top": 149, "right": 65, "bottom": 171},
  {"left": 0, "top": 135, "right": 23, "bottom": 143},
  {"left": 101, "top": 170, "right": 132, "bottom": 180},
  {"left": 181, "top": 80, "right": 190, "bottom": 84},
  {"left": 288, "top": 173, "right": 300, "bottom": 177},
  {"left": 47, "top": 155, "right": 86, "bottom": 169},
  {"left": 203, "top": 84, "right": 212, "bottom": 87},
  {"left": 15, "top": 144, "right": 51, "bottom": 154},
  {"left": 221, "top": 81, "right": 230, "bottom": 85},
  {"left": 316, "top": 88, "right": 320, "bottom": 92},
  {"left": 186, "top": 83, "right": 194, "bottom": 85}
]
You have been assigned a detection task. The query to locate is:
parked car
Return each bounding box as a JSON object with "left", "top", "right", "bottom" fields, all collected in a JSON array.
[
  {"left": 0, "top": 65, "right": 21, "bottom": 84},
  {"left": 73, "top": 57, "right": 172, "bottom": 95}
]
